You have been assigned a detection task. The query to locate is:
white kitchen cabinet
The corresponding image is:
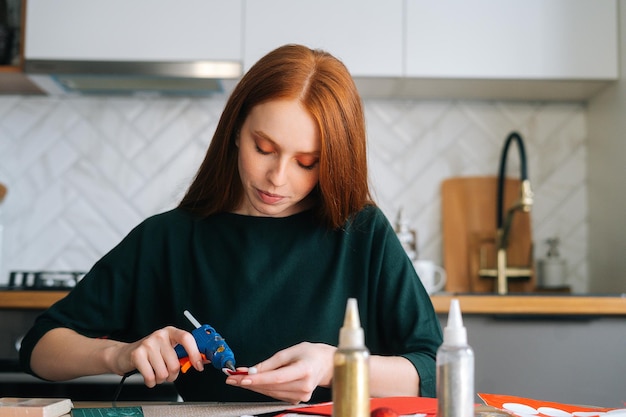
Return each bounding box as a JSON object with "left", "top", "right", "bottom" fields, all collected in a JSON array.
[
  {"left": 243, "top": 0, "right": 403, "bottom": 77},
  {"left": 405, "top": 0, "right": 618, "bottom": 80},
  {"left": 25, "top": 0, "right": 242, "bottom": 62}
]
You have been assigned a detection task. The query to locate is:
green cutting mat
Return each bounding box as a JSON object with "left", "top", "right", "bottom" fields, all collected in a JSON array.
[{"left": 71, "top": 407, "right": 143, "bottom": 417}]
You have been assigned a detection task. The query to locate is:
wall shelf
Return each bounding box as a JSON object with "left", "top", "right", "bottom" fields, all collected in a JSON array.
[{"left": 0, "top": 0, "right": 44, "bottom": 94}]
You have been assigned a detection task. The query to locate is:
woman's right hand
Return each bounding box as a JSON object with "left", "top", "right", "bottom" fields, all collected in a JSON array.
[
  {"left": 112, "top": 326, "right": 206, "bottom": 387},
  {"left": 30, "top": 326, "right": 204, "bottom": 385}
]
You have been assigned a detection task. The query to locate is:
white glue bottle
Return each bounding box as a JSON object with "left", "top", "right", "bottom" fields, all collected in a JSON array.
[
  {"left": 436, "top": 299, "right": 474, "bottom": 417},
  {"left": 332, "top": 298, "right": 370, "bottom": 417}
]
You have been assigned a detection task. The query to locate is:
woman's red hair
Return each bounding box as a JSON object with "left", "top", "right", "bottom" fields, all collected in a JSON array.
[{"left": 178, "top": 44, "right": 373, "bottom": 229}]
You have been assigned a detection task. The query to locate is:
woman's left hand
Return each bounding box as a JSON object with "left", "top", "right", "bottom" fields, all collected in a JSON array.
[{"left": 225, "top": 342, "right": 336, "bottom": 404}]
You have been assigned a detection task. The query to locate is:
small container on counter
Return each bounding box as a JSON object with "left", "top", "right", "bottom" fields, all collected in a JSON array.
[
  {"left": 537, "top": 237, "right": 567, "bottom": 289},
  {"left": 394, "top": 208, "right": 418, "bottom": 261},
  {"left": 0, "top": 182, "right": 6, "bottom": 282}
]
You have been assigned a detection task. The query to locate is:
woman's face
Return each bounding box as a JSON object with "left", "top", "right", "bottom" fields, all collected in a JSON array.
[{"left": 234, "top": 99, "right": 321, "bottom": 217}]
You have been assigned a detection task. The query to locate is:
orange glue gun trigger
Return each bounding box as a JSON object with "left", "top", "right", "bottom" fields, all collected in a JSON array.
[{"left": 179, "top": 353, "right": 207, "bottom": 373}]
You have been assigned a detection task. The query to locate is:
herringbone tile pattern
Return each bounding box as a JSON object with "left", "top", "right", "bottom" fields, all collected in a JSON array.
[{"left": 0, "top": 96, "right": 588, "bottom": 292}]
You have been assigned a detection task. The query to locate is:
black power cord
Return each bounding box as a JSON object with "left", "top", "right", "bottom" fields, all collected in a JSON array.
[{"left": 112, "top": 370, "right": 139, "bottom": 405}]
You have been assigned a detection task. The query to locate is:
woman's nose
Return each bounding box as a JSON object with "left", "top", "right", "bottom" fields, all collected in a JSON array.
[{"left": 267, "top": 159, "right": 288, "bottom": 186}]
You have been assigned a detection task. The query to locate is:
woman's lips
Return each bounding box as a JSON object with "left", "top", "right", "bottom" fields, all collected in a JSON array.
[{"left": 257, "top": 189, "right": 285, "bottom": 204}]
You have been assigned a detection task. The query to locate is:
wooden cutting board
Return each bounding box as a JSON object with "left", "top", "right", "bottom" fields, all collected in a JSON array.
[{"left": 441, "top": 176, "right": 535, "bottom": 293}]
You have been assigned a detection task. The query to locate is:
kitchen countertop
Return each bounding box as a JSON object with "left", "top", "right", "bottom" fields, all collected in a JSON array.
[
  {"left": 0, "top": 290, "right": 68, "bottom": 309},
  {"left": 1, "top": 290, "right": 626, "bottom": 316},
  {"left": 430, "top": 293, "right": 626, "bottom": 316}
]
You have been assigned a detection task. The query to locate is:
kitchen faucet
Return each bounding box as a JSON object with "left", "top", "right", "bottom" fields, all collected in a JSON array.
[{"left": 479, "top": 132, "right": 534, "bottom": 294}]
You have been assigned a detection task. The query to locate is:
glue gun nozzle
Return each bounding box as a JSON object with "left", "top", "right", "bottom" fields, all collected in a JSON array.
[{"left": 225, "top": 361, "right": 236, "bottom": 372}]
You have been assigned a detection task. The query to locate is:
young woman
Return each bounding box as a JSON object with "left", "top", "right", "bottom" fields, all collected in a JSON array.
[{"left": 19, "top": 44, "right": 442, "bottom": 404}]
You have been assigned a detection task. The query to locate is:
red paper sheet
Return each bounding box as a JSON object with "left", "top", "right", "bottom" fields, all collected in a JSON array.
[
  {"left": 291, "top": 396, "right": 438, "bottom": 416},
  {"left": 281, "top": 393, "right": 624, "bottom": 417}
]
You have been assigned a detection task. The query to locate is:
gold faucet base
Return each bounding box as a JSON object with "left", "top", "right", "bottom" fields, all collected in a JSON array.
[
  {"left": 475, "top": 233, "right": 534, "bottom": 295},
  {"left": 478, "top": 268, "right": 532, "bottom": 278}
]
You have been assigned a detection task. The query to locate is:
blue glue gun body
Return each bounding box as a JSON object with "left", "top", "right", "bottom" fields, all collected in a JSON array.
[{"left": 175, "top": 324, "right": 236, "bottom": 373}]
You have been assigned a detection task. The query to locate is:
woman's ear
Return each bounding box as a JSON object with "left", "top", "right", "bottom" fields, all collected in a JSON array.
[{"left": 234, "top": 130, "right": 241, "bottom": 147}]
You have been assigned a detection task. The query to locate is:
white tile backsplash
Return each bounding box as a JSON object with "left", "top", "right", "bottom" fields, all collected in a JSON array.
[{"left": 0, "top": 95, "right": 588, "bottom": 292}]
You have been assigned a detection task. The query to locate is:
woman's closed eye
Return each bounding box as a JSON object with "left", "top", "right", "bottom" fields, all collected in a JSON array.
[
  {"left": 255, "top": 144, "right": 273, "bottom": 155},
  {"left": 255, "top": 142, "right": 318, "bottom": 170},
  {"left": 297, "top": 159, "right": 319, "bottom": 170}
]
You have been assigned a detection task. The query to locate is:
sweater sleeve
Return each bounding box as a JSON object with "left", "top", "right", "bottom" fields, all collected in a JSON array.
[
  {"left": 18, "top": 216, "right": 152, "bottom": 377},
  {"left": 363, "top": 207, "right": 443, "bottom": 397}
]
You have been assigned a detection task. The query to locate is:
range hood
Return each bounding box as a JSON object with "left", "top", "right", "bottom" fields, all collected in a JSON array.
[
  {"left": 24, "top": 0, "right": 244, "bottom": 96},
  {"left": 24, "top": 60, "right": 242, "bottom": 96}
]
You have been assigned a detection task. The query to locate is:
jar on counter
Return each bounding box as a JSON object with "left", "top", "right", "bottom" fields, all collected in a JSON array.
[
  {"left": 0, "top": 183, "right": 6, "bottom": 281},
  {"left": 537, "top": 237, "right": 567, "bottom": 288},
  {"left": 394, "top": 208, "right": 418, "bottom": 261}
]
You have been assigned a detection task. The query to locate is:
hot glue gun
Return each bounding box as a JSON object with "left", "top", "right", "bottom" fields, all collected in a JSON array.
[{"left": 175, "top": 310, "right": 236, "bottom": 374}]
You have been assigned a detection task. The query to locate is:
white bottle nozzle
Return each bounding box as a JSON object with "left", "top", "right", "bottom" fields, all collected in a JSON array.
[
  {"left": 339, "top": 298, "right": 365, "bottom": 348},
  {"left": 443, "top": 299, "right": 467, "bottom": 346}
]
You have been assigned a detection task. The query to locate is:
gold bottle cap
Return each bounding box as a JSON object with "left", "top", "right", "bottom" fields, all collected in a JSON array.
[{"left": 338, "top": 298, "right": 365, "bottom": 348}]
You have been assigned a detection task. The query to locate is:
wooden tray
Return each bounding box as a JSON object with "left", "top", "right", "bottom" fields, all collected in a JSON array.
[{"left": 441, "top": 176, "right": 535, "bottom": 293}]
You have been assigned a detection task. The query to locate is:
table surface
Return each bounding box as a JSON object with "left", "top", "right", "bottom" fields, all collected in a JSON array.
[
  {"left": 69, "top": 401, "right": 507, "bottom": 417},
  {"left": 70, "top": 401, "right": 310, "bottom": 417}
]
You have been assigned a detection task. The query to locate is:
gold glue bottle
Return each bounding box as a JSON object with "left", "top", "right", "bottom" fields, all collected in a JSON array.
[{"left": 332, "top": 298, "right": 370, "bottom": 417}]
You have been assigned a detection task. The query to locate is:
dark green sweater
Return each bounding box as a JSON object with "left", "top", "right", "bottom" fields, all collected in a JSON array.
[{"left": 20, "top": 205, "right": 442, "bottom": 402}]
